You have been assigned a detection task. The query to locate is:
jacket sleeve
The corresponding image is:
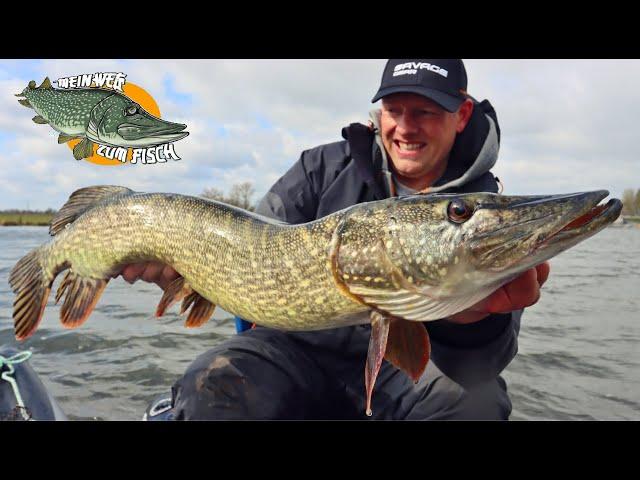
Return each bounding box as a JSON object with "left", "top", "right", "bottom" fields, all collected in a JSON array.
[
  {"left": 426, "top": 311, "right": 522, "bottom": 388},
  {"left": 255, "top": 150, "right": 320, "bottom": 223}
]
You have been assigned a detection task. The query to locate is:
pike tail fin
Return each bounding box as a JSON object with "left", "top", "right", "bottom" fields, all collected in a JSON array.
[{"left": 9, "top": 247, "right": 53, "bottom": 341}]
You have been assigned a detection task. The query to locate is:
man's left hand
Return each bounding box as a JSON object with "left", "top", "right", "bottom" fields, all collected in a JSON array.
[{"left": 448, "top": 262, "right": 551, "bottom": 324}]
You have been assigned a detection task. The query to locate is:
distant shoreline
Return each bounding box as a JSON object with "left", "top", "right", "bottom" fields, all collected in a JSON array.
[{"left": 0, "top": 213, "right": 54, "bottom": 226}]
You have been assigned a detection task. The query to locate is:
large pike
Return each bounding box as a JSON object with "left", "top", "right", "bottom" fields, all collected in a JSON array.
[
  {"left": 9, "top": 187, "right": 622, "bottom": 414},
  {"left": 16, "top": 78, "right": 188, "bottom": 160}
]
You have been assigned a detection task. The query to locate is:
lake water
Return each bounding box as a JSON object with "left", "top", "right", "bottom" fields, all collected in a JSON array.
[{"left": 0, "top": 226, "right": 638, "bottom": 420}]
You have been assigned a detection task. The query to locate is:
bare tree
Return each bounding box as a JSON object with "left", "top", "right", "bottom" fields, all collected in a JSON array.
[
  {"left": 228, "top": 182, "right": 255, "bottom": 211},
  {"left": 201, "top": 183, "right": 256, "bottom": 211},
  {"left": 201, "top": 187, "right": 225, "bottom": 202},
  {"left": 622, "top": 189, "right": 636, "bottom": 216}
]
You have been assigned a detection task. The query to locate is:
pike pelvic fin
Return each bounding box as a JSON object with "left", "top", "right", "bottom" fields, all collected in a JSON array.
[
  {"left": 32, "top": 115, "right": 48, "bottom": 124},
  {"left": 49, "top": 185, "right": 134, "bottom": 236},
  {"left": 365, "top": 311, "right": 391, "bottom": 417},
  {"left": 156, "top": 277, "right": 193, "bottom": 317},
  {"left": 55, "top": 270, "right": 108, "bottom": 328},
  {"left": 39, "top": 77, "right": 52, "bottom": 89},
  {"left": 18, "top": 99, "right": 32, "bottom": 108},
  {"left": 364, "top": 313, "right": 431, "bottom": 416},
  {"left": 58, "top": 133, "right": 81, "bottom": 144},
  {"left": 9, "top": 247, "right": 52, "bottom": 341},
  {"left": 72, "top": 138, "right": 94, "bottom": 161},
  {"left": 180, "top": 290, "right": 216, "bottom": 328},
  {"left": 385, "top": 318, "right": 430, "bottom": 383}
]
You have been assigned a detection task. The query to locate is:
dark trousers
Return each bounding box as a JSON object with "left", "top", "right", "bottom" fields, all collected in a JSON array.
[{"left": 171, "top": 325, "right": 512, "bottom": 420}]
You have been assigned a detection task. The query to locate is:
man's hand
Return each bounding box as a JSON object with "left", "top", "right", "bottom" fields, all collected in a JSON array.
[
  {"left": 448, "top": 262, "right": 551, "bottom": 325},
  {"left": 113, "top": 262, "right": 181, "bottom": 291},
  {"left": 113, "top": 261, "right": 550, "bottom": 325}
]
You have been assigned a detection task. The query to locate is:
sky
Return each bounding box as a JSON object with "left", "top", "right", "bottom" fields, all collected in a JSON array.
[{"left": 0, "top": 59, "right": 638, "bottom": 210}]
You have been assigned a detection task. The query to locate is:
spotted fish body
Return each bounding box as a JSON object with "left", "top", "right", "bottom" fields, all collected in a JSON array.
[
  {"left": 9, "top": 186, "right": 622, "bottom": 414},
  {"left": 16, "top": 79, "right": 188, "bottom": 160},
  {"left": 49, "top": 192, "right": 365, "bottom": 330}
]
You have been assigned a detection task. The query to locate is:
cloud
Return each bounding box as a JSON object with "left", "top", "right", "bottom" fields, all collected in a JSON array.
[{"left": 0, "top": 59, "right": 639, "bottom": 212}]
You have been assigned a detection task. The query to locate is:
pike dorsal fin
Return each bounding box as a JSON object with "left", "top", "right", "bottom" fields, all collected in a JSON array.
[
  {"left": 39, "top": 77, "right": 52, "bottom": 89},
  {"left": 49, "top": 186, "right": 134, "bottom": 235}
]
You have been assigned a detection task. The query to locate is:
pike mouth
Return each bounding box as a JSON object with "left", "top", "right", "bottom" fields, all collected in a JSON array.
[
  {"left": 539, "top": 194, "right": 622, "bottom": 248},
  {"left": 117, "top": 122, "right": 188, "bottom": 142}
]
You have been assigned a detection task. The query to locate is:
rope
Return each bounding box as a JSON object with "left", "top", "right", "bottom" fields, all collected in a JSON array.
[{"left": 0, "top": 351, "right": 34, "bottom": 421}]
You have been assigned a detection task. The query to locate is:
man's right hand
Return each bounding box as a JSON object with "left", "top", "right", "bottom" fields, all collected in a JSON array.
[{"left": 114, "top": 262, "right": 181, "bottom": 291}]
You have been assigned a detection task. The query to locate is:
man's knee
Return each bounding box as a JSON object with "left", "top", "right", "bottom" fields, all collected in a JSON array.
[
  {"left": 432, "top": 375, "right": 512, "bottom": 420},
  {"left": 406, "top": 364, "right": 512, "bottom": 420},
  {"left": 171, "top": 331, "right": 326, "bottom": 420}
]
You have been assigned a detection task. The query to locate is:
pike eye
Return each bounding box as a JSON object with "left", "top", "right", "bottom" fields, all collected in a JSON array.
[
  {"left": 447, "top": 200, "right": 474, "bottom": 224},
  {"left": 125, "top": 105, "right": 138, "bottom": 116}
]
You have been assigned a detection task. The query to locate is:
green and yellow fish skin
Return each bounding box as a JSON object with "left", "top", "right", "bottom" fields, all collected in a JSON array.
[{"left": 9, "top": 186, "right": 622, "bottom": 340}]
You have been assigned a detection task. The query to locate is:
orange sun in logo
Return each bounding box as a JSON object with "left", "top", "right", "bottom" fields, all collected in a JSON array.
[{"left": 66, "top": 83, "right": 161, "bottom": 166}]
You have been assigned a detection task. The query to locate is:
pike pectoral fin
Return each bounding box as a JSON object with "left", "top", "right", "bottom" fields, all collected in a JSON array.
[
  {"left": 72, "top": 138, "right": 94, "bottom": 160},
  {"left": 385, "top": 318, "right": 431, "bottom": 384},
  {"left": 58, "top": 133, "right": 81, "bottom": 144},
  {"left": 156, "top": 276, "right": 192, "bottom": 317},
  {"left": 365, "top": 311, "right": 391, "bottom": 416},
  {"left": 55, "top": 270, "right": 108, "bottom": 328},
  {"left": 32, "top": 115, "right": 48, "bottom": 124},
  {"left": 180, "top": 291, "right": 216, "bottom": 328}
]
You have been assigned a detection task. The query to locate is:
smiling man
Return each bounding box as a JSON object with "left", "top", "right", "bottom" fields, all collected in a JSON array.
[{"left": 122, "top": 59, "right": 549, "bottom": 420}]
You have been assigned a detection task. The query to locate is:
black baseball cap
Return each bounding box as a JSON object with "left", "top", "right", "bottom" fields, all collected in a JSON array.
[{"left": 371, "top": 59, "right": 468, "bottom": 112}]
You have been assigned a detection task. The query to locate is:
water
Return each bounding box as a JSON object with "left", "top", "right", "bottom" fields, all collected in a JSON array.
[{"left": 0, "top": 226, "right": 639, "bottom": 420}]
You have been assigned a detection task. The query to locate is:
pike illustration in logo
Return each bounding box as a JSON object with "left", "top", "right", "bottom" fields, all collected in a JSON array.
[{"left": 16, "top": 78, "right": 188, "bottom": 161}]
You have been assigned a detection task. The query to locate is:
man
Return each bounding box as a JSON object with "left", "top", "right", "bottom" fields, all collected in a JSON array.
[{"left": 120, "top": 59, "right": 549, "bottom": 420}]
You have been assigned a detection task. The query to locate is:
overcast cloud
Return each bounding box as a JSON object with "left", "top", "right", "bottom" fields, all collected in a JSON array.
[{"left": 0, "top": 59, "right": 638, "bottom": 210}]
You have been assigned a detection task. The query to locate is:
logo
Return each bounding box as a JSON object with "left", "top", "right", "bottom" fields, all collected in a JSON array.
[
  {"left": 16, "top": 74, "right": 189, "bottom": 166},
  {"left": 393, "top": 62, "right": 448, "bottom": 78}
]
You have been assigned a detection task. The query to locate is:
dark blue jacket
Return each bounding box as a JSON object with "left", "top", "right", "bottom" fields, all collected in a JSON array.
[{"left": 248, "top": 99, "right": 521, "bottom": 386}]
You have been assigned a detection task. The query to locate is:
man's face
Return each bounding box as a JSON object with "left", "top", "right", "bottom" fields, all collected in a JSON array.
[{"left": 380, "top": 93, "right": 472, "bottom": 189}]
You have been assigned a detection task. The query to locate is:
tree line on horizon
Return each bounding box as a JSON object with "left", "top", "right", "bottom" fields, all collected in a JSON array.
[
  {"left": 0, "top": 208, "right": 57, "bottom": 214},
  {"left": 622, "top": 189, "right": 640, "bottom": 216},
  {"left": 5, "top": 185, "right": 637, "bottom": 217}
]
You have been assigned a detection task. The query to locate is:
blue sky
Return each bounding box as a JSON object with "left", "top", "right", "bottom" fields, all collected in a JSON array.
[{"left": 1, "top": 59, "right": 639, "bottom": 210}]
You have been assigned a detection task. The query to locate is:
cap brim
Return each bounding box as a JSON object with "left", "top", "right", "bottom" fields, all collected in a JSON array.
[{"left": 371, "top": 86, "right": 464, "bottom": 113}]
